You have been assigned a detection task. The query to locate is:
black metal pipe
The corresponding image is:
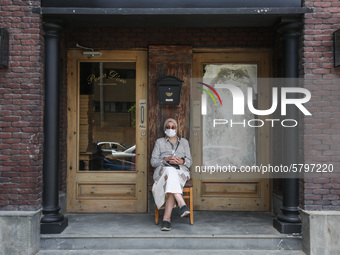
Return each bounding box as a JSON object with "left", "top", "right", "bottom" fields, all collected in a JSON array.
[
  {"left": 41, "top": 23, "right": 64, "bottom": 223},
  {"left": 277, "top": 22, "right": 302, "bottom": 224}
]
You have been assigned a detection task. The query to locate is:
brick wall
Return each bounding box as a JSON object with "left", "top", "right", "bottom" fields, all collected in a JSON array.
[
  {"left": 64, "top": 27, "right": 274, "bottom": 49},
  {"left": 0, "top": 0, "right": 43, "bottom": 211},
  {"left": 301, "top": 0, "right": 340, "bottom": 210}
]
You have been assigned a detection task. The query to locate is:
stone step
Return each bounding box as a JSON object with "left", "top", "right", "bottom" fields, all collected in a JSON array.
[
  {"left": 40, "top": 233, "right": 302, "bottom": 251},
  {"left": 40, "top": 212, "right": 303, "bottom": 252},
  {"left": 37, "top": 249, "right": 306, "bottom": 255}
]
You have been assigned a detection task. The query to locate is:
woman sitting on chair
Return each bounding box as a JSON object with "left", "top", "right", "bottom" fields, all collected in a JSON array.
[{"left": 151, "top": 118, "right": 192, "bottom": 231}]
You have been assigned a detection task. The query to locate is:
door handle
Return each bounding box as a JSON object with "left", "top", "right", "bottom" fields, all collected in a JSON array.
[
  {"left": 141, "top": 106, "right": 144, "bottom": 124},
  {"left": 139, "top": 99, "right": 147, "bottom": 130}
]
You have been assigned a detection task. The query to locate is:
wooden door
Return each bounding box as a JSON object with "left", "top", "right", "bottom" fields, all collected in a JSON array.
[
  {"left": 191, "top": 50, "right": 272, "bottom": 211},
  {"left": 67, "top": 50, "right": 147, "bottom": 213}
]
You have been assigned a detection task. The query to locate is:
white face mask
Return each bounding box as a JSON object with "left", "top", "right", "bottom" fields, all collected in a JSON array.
[{"left": 165, "top": 129, "right": 176, "bottom": 137}]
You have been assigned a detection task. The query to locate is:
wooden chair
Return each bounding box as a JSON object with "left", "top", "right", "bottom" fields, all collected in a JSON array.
[{"left": 153, "top": 180, "right": 194, "bottom": 225}]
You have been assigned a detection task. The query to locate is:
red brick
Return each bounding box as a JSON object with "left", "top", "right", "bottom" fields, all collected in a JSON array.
[
  {"left": 313, "top": 2, "right": 332, "bottom": 7},
  {"left": 331, "top": 200, "right": 340, "bottom": 206},
  {"left": 314, "top": 200, "right": 331, "bottom": 205},
  {"left": 331, "top": 190, "right": 340, "bottom": 195},
  {"left": 323, "top": 194, "right": 339, "bottom": 200},
  {"left": 313, "top": 178, "right": 331, "bottom": 184},
  {"left": 305, "top": 194, "right": 322, "bottom": 200},
  {"left": 313, "top": 189, "right": 330, "bottom": 195},
  {"left": 314, "top": 12, "right": 332, "bottom": 19}
]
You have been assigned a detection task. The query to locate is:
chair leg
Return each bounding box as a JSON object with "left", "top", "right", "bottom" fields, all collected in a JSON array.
[
  {"left": 155, "top": 205, "right": 159, "bottom": 225},
  {"left": 189, "top": 187, "right": 194, "bottom": 225},
  {"left": 184, "top": 197, "right": 189, "bottom": 207}
]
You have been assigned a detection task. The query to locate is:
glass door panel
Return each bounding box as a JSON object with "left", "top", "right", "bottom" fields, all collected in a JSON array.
[{"left": 78, "top": 62, "right": 136, "bottom": 172}]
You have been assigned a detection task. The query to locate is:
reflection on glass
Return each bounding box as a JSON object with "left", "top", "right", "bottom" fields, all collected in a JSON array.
[
  {"left": 202, "top": 64, "right": 258, "bottom": 168},
  {"left": 78, "top": 62, "right": 136, "bottom": 171}
]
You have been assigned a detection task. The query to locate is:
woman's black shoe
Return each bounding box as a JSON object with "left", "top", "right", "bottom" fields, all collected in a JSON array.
[
  {"left": 161, "top": 220, "right": 171, "bottom": 231},
  {"left": 179, "top": 204, "right": 190, "bottom": 217}
]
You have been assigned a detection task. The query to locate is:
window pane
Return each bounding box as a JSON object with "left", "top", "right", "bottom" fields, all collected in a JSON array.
[
  {"left": 202, "top": 64, "right": 258, "bottom": 168},
  {"left": 78, "top": 62, "right": 136, "bottom": 171}
]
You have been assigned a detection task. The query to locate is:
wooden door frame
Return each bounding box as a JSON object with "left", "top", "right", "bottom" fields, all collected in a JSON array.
[
  {"left": 191, "top": 48, "right": 273, "bottom": 211},
  {"left": 66, "top": 50, "right": 148, "bottom": 213}
]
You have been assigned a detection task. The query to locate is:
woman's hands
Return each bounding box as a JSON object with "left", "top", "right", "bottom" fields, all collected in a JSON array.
[{"left": 163, "top": 155, "right": 184, "bottom": 165}]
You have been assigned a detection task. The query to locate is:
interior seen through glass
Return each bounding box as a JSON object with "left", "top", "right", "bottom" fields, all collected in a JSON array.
[{"left": 78, "top": 62, "right": 136, "bottom": 171}]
